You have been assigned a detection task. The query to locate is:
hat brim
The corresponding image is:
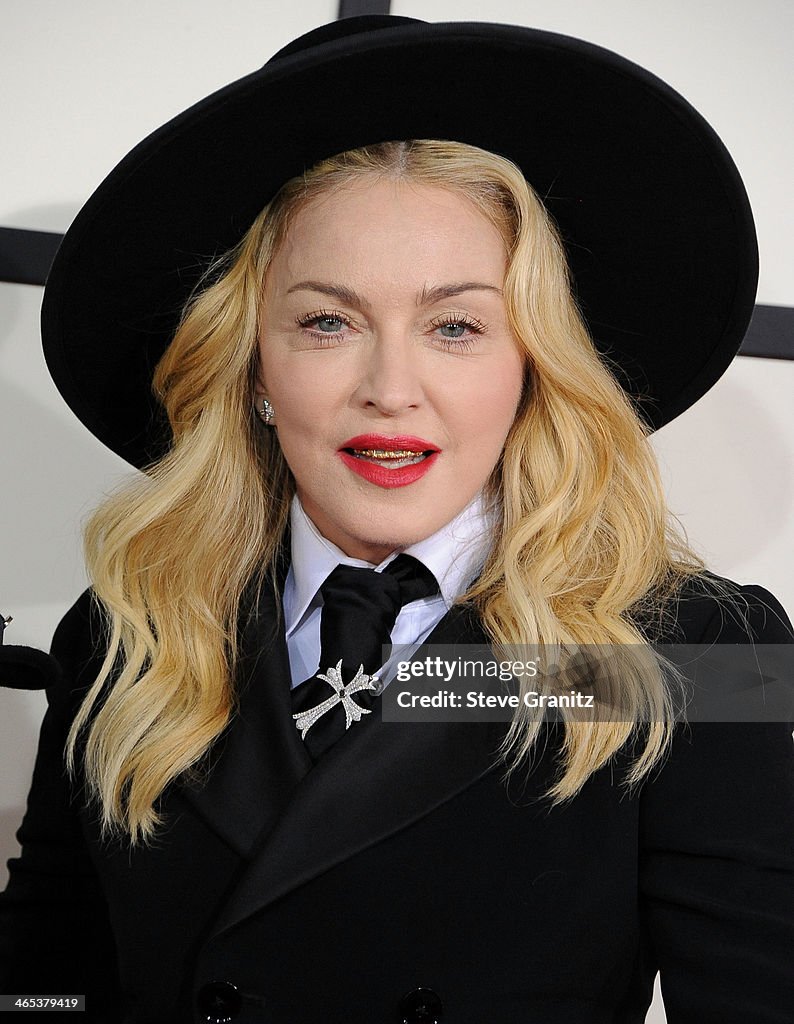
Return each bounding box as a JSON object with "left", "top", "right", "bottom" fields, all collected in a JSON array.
[{"left": 41, "top": 19, "right": 757, "bottom": 469}]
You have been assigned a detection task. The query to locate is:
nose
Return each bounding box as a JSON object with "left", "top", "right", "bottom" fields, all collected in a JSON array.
[{"left": 354, "top": 327, "right": 424, "bottom": 416}]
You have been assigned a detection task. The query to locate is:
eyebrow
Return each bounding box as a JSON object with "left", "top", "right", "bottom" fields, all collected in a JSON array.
[{"left": 285, "top": 280, "right": 503, "bottom": 308}]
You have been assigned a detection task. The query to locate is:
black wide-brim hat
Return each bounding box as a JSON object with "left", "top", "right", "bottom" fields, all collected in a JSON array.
[{"left": 42, "top": 14, "right": 758, "bottom": 470}]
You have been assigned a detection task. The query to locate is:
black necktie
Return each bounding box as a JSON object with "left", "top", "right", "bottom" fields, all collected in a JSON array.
[{"left": 291, "top": 554, "right": 440, "bottom": 761}]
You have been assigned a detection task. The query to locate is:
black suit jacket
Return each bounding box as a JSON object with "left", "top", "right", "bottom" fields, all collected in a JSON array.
[{"left": 1, "top": 574, "right": 793, "bottom": 1023}]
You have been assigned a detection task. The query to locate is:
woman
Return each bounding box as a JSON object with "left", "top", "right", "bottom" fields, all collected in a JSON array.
[{"left": 2, "top": 15, "right": 793, "bottom": 1024}]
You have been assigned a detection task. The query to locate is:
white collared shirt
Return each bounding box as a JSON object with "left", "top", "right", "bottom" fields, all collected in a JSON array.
[{"left": 283, "top": 493, "right": 495, "bottom": 689}]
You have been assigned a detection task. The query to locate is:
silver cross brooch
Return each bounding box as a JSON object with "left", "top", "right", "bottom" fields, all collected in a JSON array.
[{"left": 293, "top": 660, "right": 380, "bottom": 739}]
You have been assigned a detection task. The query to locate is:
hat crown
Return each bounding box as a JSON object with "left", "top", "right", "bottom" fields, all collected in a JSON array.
[{"left": 267, "top": 14, "right": 423, "bottom": 66}]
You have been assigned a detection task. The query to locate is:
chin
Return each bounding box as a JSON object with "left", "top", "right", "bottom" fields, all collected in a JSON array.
[
  {"left": 345, "top": 522, "right": 433, "bottom": 553},
  {"left": 334, "top": 507, "right": 439, "bottom": 558}
]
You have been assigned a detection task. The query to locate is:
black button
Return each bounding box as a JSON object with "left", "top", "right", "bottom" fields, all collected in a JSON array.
[
  {"left": 399, "top": 987, "right": 443, "bottom": 1023},
  {"left": 196, "top": 980, "right": 242, "bottom": 1023}
]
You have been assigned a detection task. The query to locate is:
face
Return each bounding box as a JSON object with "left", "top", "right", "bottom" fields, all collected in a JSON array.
[{"left": 256, "top": 177, "right": 526, "bottom": 563}]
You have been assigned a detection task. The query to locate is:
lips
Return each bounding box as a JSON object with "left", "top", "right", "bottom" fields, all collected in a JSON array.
[{"left": 338, "top": 434, "right": 441, "bottom": 489}]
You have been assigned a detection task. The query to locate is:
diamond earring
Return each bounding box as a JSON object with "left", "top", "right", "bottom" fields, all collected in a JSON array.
[{"left": 257, "top": 397, "right": 275, "bottom": 425}]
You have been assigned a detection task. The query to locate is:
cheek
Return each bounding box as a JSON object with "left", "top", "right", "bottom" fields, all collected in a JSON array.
[
  {"left": 264, "top": 359, "right": 339, "bottom": 435},
  {"left": 437, "top": 403, "right": 516, "bottom": 473},
  {"left": 453, "top": 355, "right": 525, "bottom": 443},
  {"left": 495, "top": 349, "right": 527, "bottom": 419}
]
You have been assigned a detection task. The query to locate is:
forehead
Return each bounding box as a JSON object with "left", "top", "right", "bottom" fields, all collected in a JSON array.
[{"left": 267, "top": 177, "right": 508, "bottom": 289}]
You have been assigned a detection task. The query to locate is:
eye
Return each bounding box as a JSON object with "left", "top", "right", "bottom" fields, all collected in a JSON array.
[
  {"left": 295, "top": 309, "right": 352, "bottom": 344},
  {"left": 428, "top": 312, "right": 487, "bottom": 351},
  {"left": 437, "top": 322, "right": 467, "bottom": 339},
  {"left": 313, "top": 313, "right": 344, "bottom": 333}
]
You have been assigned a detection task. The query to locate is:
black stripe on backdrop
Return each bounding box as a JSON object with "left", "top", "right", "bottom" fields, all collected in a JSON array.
[
  {"left": 338, "top": 0, "right": 391, "bottom": 13},
  {"left": 338, "top": 0, "right": 391, "bottom": 14},
  {"left": 743, "top": 304, "right": 794, "bottom": 360},
  {"left": 0, "top": 226, "right": 791, "bottom": 359},
  {"left": 0, "top": 227, "right": 61, "bottom": 287}
]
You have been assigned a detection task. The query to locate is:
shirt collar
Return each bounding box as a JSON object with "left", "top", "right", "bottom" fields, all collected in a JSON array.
[{"left": 284, "top": 492, "right": 496, "bottom": 636}]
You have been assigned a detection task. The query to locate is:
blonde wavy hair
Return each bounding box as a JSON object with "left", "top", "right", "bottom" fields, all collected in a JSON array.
[{"left": 66, "top": 138, "right": 712, "bottom": 846}]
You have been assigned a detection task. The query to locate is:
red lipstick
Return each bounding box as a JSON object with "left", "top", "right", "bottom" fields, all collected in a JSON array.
[{"left": 338, "top": 434, "right": 440, "bottom": 489}]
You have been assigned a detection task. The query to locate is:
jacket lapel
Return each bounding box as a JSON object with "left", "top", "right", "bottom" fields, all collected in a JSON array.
[
  {"left": 182, "top": 574, "right": 511, "bottom": 945},
  {"left": 177, "top": 557, "right": 313, "bottom": 858}
]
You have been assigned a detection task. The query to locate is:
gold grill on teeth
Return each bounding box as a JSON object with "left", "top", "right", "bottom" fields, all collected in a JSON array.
[{"left": 352, "top": 448, "right": 426, "bottom": 459}]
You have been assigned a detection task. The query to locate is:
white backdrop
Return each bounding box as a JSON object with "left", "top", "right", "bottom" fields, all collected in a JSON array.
[{"left": 2, "top": 4, "right": 792, "bottom": 1021}]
